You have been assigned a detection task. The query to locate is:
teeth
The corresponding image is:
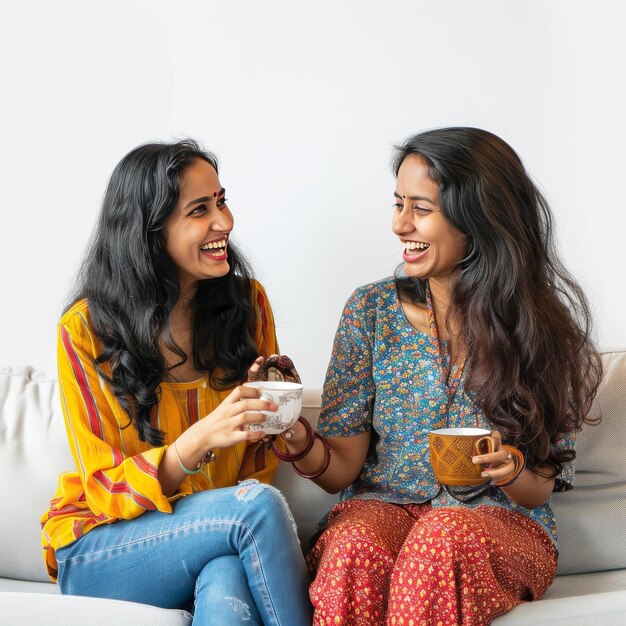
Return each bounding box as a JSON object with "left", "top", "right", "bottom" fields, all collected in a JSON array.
[
  {"left": 201, "top": 240, "right": 226, "bottom": 251},
  {"left": 404, "top": 241, "right": 429, "bottom": 251}
]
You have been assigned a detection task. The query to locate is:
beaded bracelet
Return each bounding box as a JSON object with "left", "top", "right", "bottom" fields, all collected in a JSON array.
[
  {"left": 493, "top": 445, "right": 526, "bottom": 487},
  {"left": 173, "top": 440, "right": 216, "bottom": 475},
  {"left": 271, "top": 416, "right": 316, "bottom": 462},
  {"left": 292, "top": 433, "right": 332, "bottom": 479}
]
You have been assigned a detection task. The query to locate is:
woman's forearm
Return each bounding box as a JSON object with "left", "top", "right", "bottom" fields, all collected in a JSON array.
[
  {"left": 499, "top": 465, "right": 556, "bottom": 509},
  {"left": 158, "top": 429, "right": 209, "bottom": 497},
  {"left": 282, "top": 423, "right": 370, "bottom": 493}
]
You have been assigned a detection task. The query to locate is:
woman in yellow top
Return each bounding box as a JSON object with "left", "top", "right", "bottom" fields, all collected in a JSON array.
[{"left": 40, "top": 139, "right": 312, "bottom": 625}]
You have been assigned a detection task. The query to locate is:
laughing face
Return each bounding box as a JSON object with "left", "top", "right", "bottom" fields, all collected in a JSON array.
[
  {"left": 392, "top": 155, "right": 467, "bottom": 284},
  {"left": 164, "top": 158, "right": 234, "bottom": 292}
]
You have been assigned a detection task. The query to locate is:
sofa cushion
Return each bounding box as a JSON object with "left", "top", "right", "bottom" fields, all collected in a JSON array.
[
  {"left": 0, "top": 367, "right": 72, "bottom": 583},
  {"left": 0, "top": 592, "right": 192, "bottom": 625},
  {"left": 553, "top": 350, "right": 626, "bottom": 574},
  {"left": 0, "top": 577, "right": 60, "bottom": 594},
  {"left": 492, "top": 589, "right": 626, "bottom": 625}
]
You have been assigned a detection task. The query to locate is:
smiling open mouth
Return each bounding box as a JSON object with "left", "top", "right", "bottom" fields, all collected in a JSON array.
[
  {"left": 404, "top": 241, "right": 430, "bottom": 252},
  {"left": 200, "top": 236, "right": 228, "bottom": 258}
]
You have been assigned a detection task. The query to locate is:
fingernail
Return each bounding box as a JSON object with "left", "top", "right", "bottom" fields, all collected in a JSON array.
[
  {"left": 269, "top": 403, "right": 278, "bottom": 411},
  {"left": 481, "top": 472, "right": 489, "bottom": 478},
  {"left": 283, "top": 431, "right": 292, "bottom": 440}
]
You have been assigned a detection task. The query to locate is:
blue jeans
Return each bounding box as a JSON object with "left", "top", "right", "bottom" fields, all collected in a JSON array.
[{"left": 56, "top": 481, "right": 313, "bottom": 625}]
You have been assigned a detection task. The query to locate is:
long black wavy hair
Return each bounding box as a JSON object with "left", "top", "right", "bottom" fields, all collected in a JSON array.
[
  {"left": 393, "top": 127, "right": 602, "bottom": 477},
  {"left": 68, "top": 139, "right": 258, "bottom": 445}
]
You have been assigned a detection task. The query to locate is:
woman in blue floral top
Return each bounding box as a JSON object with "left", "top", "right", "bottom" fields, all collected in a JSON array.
[{"left": 274, "top": 127, "right": 602, "bottom": 625}]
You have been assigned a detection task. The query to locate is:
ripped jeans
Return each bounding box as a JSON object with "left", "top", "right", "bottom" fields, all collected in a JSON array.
[{"left": 55, "top": 481, "right": 313, "bottom": 626}]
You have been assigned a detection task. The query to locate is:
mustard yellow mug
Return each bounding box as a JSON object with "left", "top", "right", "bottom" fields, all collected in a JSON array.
[{"left": 428, "top": 427, "right": 495, "bottom": 486}]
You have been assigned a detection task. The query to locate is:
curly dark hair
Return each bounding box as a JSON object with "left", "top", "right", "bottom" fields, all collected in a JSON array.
[
  {"left": 68, "top": 139, "right": 258, "bottom": 445},
  {"left": 393, "top": 127, "right": 602, "bottom": 476}
]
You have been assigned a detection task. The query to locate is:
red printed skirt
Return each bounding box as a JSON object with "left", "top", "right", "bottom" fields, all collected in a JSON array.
[{"left": 307, "top": 500, "right": 557, "bottom": 626}]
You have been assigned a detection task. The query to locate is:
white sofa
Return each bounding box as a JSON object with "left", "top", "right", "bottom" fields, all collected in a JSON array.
[{"left": 1, "top": 351, "right": 625, "bottom": 625}]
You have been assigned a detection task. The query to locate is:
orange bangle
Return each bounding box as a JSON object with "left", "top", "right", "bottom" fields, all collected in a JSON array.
[{"left": 494, "top": 445, "right": 526, "bottom": 487}]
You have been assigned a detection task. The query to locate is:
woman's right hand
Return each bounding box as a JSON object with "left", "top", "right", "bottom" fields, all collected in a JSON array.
[
  {"left": 160, "top": 385, "right": 275, "bottom": 495},
  {"left": 194, "top": 385, "right": 277, "bottom": 450}
]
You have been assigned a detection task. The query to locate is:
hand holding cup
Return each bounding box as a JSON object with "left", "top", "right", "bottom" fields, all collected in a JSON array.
[
  {"left": 429, "top": 428, "right": 518, "bottom": 486},
  {"left": 242, "top": 381, "right": 303, "bottom": 435},
  {"left": 470, "top": 429, "right": 518, "bottom": 484},
  {"left": 243, "top": 354, "right": 303, "bottom": 435}
]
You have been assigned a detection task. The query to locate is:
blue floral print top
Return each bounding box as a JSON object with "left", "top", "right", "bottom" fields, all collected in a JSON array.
[{"left": 317, "top": 278, "right": 575, "bottom": 547}]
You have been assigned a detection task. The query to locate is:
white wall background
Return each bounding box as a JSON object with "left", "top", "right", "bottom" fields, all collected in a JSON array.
[{"left": 1, "top": 0, "right": 624, "bottom": 391}]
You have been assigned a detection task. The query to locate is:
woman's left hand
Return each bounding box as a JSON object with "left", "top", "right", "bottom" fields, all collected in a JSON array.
[
  {"left": 472, "top": 430, "right": 516, "bottom": 482},
  {"left": 247, "top": 354, "right": 302, "bottom": 384},
  {"left": 247, "top": 356, "right": 265, "bottom": 381}
]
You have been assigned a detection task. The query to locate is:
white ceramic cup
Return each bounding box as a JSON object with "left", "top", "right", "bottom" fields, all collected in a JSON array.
[{"left": 242, "top": 381, "right": 303, "bottom": 434}]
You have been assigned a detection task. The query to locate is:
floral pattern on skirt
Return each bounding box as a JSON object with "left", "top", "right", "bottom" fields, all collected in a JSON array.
[{"left": 307, "top": 499, "right": 557, "bottom": 626}]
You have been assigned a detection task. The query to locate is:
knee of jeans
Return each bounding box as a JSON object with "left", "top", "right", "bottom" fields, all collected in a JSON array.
[
  {"left": 235, "top": 480, "right": 299, "bottom": 537},
  {"left": 196, "top": 558, "right": 257, "bottom": 622},
  {"left": 234, "top": 479, "right": 272, "bottom": 502},
  {"left": 235, "top": 480, "right": 288, "bottom": 509}
]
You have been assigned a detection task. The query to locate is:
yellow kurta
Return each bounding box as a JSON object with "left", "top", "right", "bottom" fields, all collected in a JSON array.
[{"left": 41, "top": 280, "right": 279, "bottom": 581}]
